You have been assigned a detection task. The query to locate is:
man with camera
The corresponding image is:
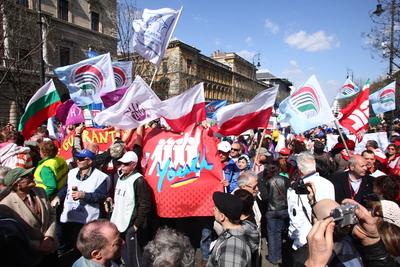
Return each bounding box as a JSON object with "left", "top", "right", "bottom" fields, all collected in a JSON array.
[{"left": 286, "top": 152, "right": 335, "bottom": 266}]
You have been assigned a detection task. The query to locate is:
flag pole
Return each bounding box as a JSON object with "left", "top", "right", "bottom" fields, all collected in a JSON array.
[
  {"left": 334, "top": 119, "right": 350, "bottom": 156},
  {"left": 253, "top": 128, "right": 266, "bottom": 171},
  {"left": 149, "top": 66, "right": 159, "bottom": 87}
]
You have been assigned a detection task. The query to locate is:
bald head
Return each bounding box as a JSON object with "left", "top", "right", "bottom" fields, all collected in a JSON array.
[
  {"left": 313, "top": 199, "right": 339, "bottom": 220},
  {"left": 349, "top": 155, "right": 367, "bottom": 178}
]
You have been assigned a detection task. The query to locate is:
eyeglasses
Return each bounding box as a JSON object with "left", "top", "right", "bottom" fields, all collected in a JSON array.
[{"left": 231, "top": 148, "right": 240, "bottom": 152}]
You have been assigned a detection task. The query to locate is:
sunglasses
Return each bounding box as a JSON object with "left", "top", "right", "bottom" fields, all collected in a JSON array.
[
  {"left": 76, "top": 157, "right": 88, "bottom": 162},
  {"left": 121, "top": 162, "right": 132, "bottom": 166},
  {"left": 231, "top": 148, "right": 240, "bottom": 152}
]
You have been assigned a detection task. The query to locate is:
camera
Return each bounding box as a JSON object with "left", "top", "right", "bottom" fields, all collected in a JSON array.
[
  {"left": 291, "top": 179, "right": 309, "bottom": 195},
  {"left": 330, "top": 204, "right": 358, "bottom": 228}
]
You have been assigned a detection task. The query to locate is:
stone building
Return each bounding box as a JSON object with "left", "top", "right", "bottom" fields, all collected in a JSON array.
[
  {"left": 134, "top": 40, "right": 272, "bottom": 103},
  {"left": 0, "top": 0, "right": 117, "bottom": 125},
  {"left": 256, "top": 72, "right": 292, "bottom": 104}
]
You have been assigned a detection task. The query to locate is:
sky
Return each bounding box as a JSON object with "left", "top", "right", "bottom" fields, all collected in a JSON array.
[{"left": 134, "top": 0, "right": 389, "bottom": 103}]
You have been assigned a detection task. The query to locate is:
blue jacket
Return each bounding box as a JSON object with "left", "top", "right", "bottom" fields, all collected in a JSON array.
[{"left": 223, "top": 159, "right": 240, "bottom": 193}]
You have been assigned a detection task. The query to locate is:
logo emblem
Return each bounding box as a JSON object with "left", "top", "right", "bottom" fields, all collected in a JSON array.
[
  {"left": 289, "top": 86, "right": 321, "bottom": 119},
  {"left": 113, "top": 66, "right": 128, "bottom": 88},
  {"left": 339, "top": 83, "right": 359, "bottom": 97},
  {"left": 379, "top": 88, "right": 395, "bottom": 106},
  {"left": 73, "top": 64, "right": 104, "bottom": 92}
]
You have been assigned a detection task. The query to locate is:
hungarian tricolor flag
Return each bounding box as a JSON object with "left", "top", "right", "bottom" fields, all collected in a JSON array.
[
  {"left": 339, "top": 80, "right": 370, "bottom": 142},
  {"left": 18, "top": 79, "right": 61, "bottom": 139}
]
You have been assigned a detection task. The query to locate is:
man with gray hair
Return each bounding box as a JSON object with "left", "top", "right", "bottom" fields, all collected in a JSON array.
[
  {"left": 287, "top": 152, "right": 335, "bottom": 266},
  {"left": 236, "top": 171, "right": 262, "bottom": 229}
]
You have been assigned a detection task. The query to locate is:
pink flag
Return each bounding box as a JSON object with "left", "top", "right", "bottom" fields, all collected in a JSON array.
[
  {"left": 159, "top": 83, "right": 206, "bottom": 132},
  {"left": 65, "top": 103, "right": 85, "bottom": 126},
  {"left": 215, "top": 86, "right": 278, "bottom": 136},
  {"left": 100, "top": 86, "right": 129, "bottom": 108},
  {"left": 56, "top": 99, "right": 74, "bottom": 124}
]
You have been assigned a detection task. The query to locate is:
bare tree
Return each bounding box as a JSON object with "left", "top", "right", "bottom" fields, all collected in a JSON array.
[
  {"left": 0, "top": 1, "right": 52, "bottom": 122},
  {"left": 364, "top": 0, "right": 400, "bottom": 75}
]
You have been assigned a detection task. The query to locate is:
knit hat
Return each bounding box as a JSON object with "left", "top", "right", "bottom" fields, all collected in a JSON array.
[
  {"left": 212, "top": 192, "right": 243, "bottom": 221},
  {"left": 381, "top": 200, "right": 400, "bottom": 228},
  {"left": 4, "top": 167, "right": 34, "bottom": 186}
]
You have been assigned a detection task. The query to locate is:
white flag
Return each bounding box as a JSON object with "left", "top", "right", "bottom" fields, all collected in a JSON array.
[
  {"left": 112, "top": 61, "right": 133, "bottom": 89},
  {"left": 278, "top": 75, "right": 335, "bottom": 133},
  {"left": 93, "top": 76, "right": 161, "bottom": 129},
  {"left": 132, "top": 7, "right": 182, "bottom": 65}
]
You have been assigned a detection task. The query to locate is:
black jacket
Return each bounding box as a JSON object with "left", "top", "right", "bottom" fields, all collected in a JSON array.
[
  {"left": 330, "top": 171, "right": 374, "bottom": 204},
  {"left": 259, "top": 174, "right": 289, "bottom": 211}
]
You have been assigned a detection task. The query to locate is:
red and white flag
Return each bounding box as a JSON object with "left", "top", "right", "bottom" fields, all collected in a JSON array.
[
  {"left": 159, "top": 83, "right": 206, "bottom": 132},
  {"left": 339, "top": 80, "right": 370, "bottom": 142},
  {"left": 215, "top": 86, "right": 278, "bottom": 136}
]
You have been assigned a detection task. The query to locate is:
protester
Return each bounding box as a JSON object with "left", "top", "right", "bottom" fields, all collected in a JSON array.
[
  {"left": 372, "top": 175, "right": 400, "bottom": 203},
  {"left": 55, "top": 149, "right": 109, "bottom": 255},
  {"left": 230, "top": 141, "right": 243, "bottom": 162},
  {"left": 142, "top": 227, "right": 195, "bottom": 267},
  {"left": 34, "top": 140, "right": 68, "bottom": 199},
  {"left": 386, "top": 143, "right": 400, "bottom": 175},
  {"left": 330, "top": 155, "right": 374, "bottom": 204},
  {"left": 258, "top": 164, "right": 289, "bottom": 265},
  {"left": 236, "top": 172, "right": 262, "bottom": 228},
  {"left": 0, "top": 167, "right": 57, "bottom": 266},
  {"left": 234, "top": 189, "right": 261, "bottom": 267},
  {"left": 0, "top": 131, "right": 32, "bottom": 168},
  {"left": 287, "top": 152, "right": 335, "bottom": 265},
  {"left": 73, "top": 219, "right": 123, "bottom": 267},
  {"left": 252, "top": 147, "right": 271, "bottom": 174},
  {"left": 218, "top": 141, "right": 240, "bottom": 193},
  {"left": 237, "top": 154, "right": 252, "bottom": 174},
  {"left": 110, "top": 151, "right": 153, "bottom": 267},
  {"left": 208, "top": 192, "right": 251, "bottom": 267}
]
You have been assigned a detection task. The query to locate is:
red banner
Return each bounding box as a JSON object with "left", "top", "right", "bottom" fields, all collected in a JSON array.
[
  {"left": 142, "top": 126, "right": 223, "bottom": 217},
  {"left": 339, "top": 88, "right": 370, "bottom": 142},
  {"left": 58, "top": 127, "right": 137, "bottom": 161}
]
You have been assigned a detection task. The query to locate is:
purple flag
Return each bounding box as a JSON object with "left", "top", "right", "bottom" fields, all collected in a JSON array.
[
  {"left": 65, "top": 104, "right": 85, "bottom": 126},
  {"left": 56, "top": 100, "right": 74, "bottom": 124},
  {"left": 100, "top": 86, "right": 128, "bottom": 108}
]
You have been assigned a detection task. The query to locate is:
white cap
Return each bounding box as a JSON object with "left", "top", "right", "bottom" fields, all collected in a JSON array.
[
  {"left": 118, "top": 151, "right": 138, "bottom": 163},
  {"left": 381, "top": 200, "right": 400, "bottom": 228},
  {"left": 217, "top": 141, "right": 231, "bottom": 153}
]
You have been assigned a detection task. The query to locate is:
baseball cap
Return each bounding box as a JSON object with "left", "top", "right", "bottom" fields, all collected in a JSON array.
[
  {"left": 4, "top": 167, "right": 34, "bottom": 186},
  {"left": 217, "top": 141, "right": 231, "bottom": 153},
  {"left": 74, "top": 149, "right": 96, "bottom": 160},
  {"left": 279, "top": 148, "right": 291, "bottom": 155},
  {"left": 118, "top": 151, "right": 138, "bottom": 163},
  {"left": 213, "top": 192, "right": 243, "bottom": 221}
]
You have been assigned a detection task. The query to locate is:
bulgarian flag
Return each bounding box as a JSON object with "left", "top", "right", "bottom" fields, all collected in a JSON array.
[{"left": 18, "top": 79, "right": 62, "bottom": 139}]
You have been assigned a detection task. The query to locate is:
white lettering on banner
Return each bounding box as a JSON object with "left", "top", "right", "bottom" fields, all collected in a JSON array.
[
  {"left": 148, "top": 128, "right": 201, "bottom": 176},
  {"left": 347, "top": 100, "right": 369, "bottom": 131}
]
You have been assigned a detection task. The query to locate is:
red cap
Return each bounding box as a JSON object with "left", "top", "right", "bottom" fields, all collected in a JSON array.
[{"left": 279, "top": 148, "right": 291, "bottom": 155}]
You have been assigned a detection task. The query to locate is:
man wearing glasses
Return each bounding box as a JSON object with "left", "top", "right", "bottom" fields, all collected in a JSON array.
[
  {"left": 57, "top": 149, "right": 109, "bottom": 255},
  {"left": 229, "top": 142, "right": 243, "bottom": 162},
  {"left": 110, "top": 151, "right": 153, "bottom": 267},
  {"left": 0, "top": 167, "right": 57, "bottom": 266}
]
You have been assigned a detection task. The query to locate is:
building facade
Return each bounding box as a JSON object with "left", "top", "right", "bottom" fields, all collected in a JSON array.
[
  {"left": 134, "top": 40, "right": 271, "bottom": 103},
  {"left": 0, "top": 0, "right": 117, "bottom": 125},
  {"left": 256, "top": 72, "right": 292, "bottom": 105}
]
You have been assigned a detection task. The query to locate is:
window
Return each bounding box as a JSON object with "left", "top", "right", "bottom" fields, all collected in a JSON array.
[
  {"left": 58, "top": 0, "right": 68, "bottom": 21},
  {"left": 16, "top": 0, "right": 28, "bottom": 7},
  {"left": 91, "top": 12, "right": 99, "bottom": 31},
  {"left": 59, "top": 47, "right": 70, "bottom": 66}
]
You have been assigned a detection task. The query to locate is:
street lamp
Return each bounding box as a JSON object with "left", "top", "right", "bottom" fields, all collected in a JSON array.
[{"left": 372, "top": 0, "right": 397, "bottom": 76}]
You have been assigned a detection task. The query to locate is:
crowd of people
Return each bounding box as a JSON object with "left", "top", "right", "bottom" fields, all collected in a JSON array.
[{"left": 0, "top": 119, "right": 399, "bottom": 267}]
